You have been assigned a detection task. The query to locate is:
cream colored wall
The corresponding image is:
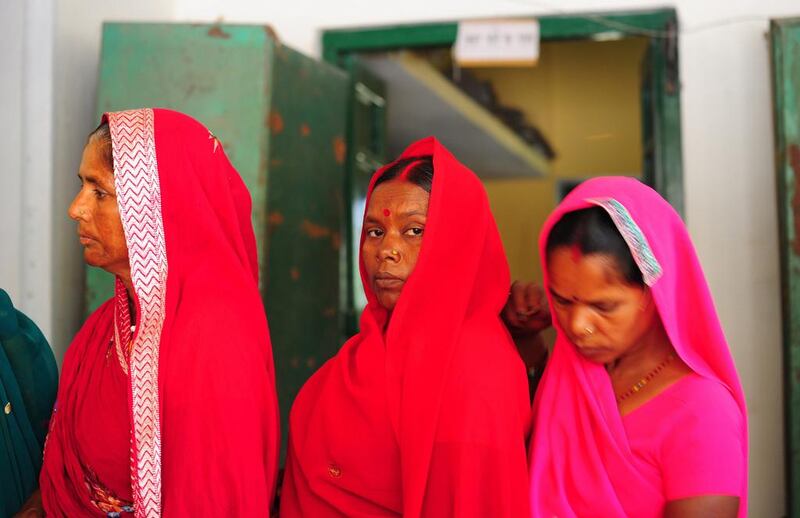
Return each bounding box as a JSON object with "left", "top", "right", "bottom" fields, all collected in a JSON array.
[{"left": 475, "top": 37, "right": 648, "bottom": 283}]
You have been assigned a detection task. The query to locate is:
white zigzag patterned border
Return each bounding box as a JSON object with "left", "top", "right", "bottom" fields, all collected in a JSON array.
[
  {"left": 109, "top": 108, "right": 167, "bottom": 518},
  {"left": 114, "top": 277, "right": 131, "bottom": 375}
]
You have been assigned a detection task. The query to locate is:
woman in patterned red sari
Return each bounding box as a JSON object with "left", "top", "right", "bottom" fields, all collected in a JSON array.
[{"left": 35, "top": 109, "right": 280, "bottom": 517}]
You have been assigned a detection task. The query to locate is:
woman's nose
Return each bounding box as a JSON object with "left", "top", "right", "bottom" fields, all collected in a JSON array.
[
  {"left": 380, "top": 235, "right": 401, "bottom": 262},
  {"left": 68, "top": 192, "right": 86, "bottom": 221},
  {"left": 569, "top": 306, "right": 594, "bottom": 337}
]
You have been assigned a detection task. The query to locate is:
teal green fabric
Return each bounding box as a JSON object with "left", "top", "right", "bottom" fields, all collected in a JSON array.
[{"left": 0, "top": 289, "right": 58, "bottom": 517}]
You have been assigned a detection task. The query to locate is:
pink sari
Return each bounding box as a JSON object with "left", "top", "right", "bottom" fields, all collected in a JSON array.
[
  {"left": 528, "top": 176, "right": 748, "bottom": 517},
  {"left": 41, "top": 109, "right": 280, "bottom": 517}
]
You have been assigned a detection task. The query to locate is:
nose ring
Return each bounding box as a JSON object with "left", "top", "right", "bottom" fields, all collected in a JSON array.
[
  {"left": 391, "top": 249, "right": 399, "bottom": 256},
  {"left": 584, "top": 327, "right": 594, "bottom": 335}
]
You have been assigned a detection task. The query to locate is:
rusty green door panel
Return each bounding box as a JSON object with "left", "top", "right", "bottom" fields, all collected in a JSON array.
[
  {"left": 92, "top": 23, "right": 349, "bottom": 458},
  {"left": 91, "top": 23, "right": 274, "bottom": 313},
  {"left": 264, "top": 44, "right": 349, "bottom": 459},
  {"left": 341, "top": 55, "right": 388, "bottom": 337},
  {"left": 771, "top": 17, "right": 800, "bottom": 518}
]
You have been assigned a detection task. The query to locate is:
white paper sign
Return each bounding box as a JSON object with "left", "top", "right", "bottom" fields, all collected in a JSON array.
[{"left": 454, "top": 19, "right": 540, "bottom": 67}]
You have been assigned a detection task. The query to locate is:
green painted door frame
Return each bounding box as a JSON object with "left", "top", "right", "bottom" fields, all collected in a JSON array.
[
  {"left": 338, "top": 56, "right": 388, "bottom": 337},
  {"left": 322, "top": 8, "right": 684, "bottom": 213},
  {"left": 323, "top": 8, "right": 684, "bottom": 340},
  {"left": 771, "top": 17, "right": 800, "bottom": 518}
]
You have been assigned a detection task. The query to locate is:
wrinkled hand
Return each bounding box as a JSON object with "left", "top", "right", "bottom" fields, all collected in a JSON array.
[{"left": 502, "top": 281, "right": 552, "bottom": 335}]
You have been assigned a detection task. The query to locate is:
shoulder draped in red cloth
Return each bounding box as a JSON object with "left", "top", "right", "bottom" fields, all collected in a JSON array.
[
  {"left": 281, "top": 137, "right": 531, "bottom": 517},
  {"left": 41, "top": 109, "right": 280, "bottom": 517}
]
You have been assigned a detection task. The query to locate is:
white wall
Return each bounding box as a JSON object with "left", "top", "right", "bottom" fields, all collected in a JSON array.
[
  {"left": 0, "top": 1, "right": 26, "bottom": 310},
  {"left": 0, "top": 0, "right": 792, "bottom": 514},
  {"left": 1, "top": 0, "right": 54, "bottom": 345},
  {"left": 173, "top": 1, "right": 794, "bottom": 515},
  {"left": 1, "top": 1, "right": 177, "bottom": 359},
  {"left": 51, "top": 1, "right": 177, "bottom": 360}
]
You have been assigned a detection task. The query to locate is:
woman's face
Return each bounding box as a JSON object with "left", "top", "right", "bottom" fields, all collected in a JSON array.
[
  {"left": 547, "top": 246, "right": 659, "bottom": 364},
  {"left": 68, "top": 137, "right": 129, "bottom": 277},
  {"left": 362, "top": 179, "right": 429, "bottom": 312}
]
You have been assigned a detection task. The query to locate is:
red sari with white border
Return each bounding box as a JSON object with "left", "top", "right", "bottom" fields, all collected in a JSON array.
[{"left": 41, "top": 109, "right": 280, "bottom": 517}]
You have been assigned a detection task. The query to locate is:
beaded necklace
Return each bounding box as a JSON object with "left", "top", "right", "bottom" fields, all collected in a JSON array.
[{"left": 615, "top": 353, "right": 674, "bottom": 402}]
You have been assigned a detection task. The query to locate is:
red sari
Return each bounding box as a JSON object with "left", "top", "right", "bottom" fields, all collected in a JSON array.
[
  {"left": 281, "top": 137, "right": 531, "bottom": 517},
  {"left": 41, "top": 109, "right": 280, "bottom": 517}
]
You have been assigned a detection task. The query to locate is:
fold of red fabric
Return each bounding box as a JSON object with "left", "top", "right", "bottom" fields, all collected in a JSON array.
[{"left": 282, "top": 136, "right": 531, "bottom": 517}]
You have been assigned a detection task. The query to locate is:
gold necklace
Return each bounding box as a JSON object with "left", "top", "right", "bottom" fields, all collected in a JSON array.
[{"left": 615, "top": 353, "right": 674, "bottom": 402}]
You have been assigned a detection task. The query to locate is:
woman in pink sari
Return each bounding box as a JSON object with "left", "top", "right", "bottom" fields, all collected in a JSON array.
[
  {"left": 35, "top": 109, "right": 280, "bottom": 517},
  {"left": 525, "top": 176, "right": 747, "bottom": 517}
]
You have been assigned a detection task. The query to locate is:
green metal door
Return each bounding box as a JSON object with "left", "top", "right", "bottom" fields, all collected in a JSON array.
[
  {"left": 264, "top": 44, "right": 349, "bottom": 461},
  {"left": 771, "top": 17, "right": 800, "bottom": 518},
  {"left": 340, "top": 56, "right": 388, "bottom": 338},
  {"left": 93, "top": 23, "right": 349, "bottom": 459},
  {"left": 640, "top": 20, "right": 683, "bottom": 216},
  {"left": 640, "top": 45, "right": 655, "bottom": 189},
  {"left": 90, "top": 23, "right": 275, "bottom": 313}
]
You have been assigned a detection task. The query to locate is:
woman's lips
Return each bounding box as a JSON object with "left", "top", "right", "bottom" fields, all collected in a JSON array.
[
  {"left": 78, "top": 234, "right": 95, "bottom": 245},
  {"left": 574, "top": 345, "right": 608, "bottom": 361},
  {"left": 374, "top": 273, "right": 404, "bottom": 290}
]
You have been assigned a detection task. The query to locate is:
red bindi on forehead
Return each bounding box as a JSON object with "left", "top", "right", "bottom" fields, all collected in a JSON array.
[{"left": 383, "top": 208, "right": 391, "bottom": 217}]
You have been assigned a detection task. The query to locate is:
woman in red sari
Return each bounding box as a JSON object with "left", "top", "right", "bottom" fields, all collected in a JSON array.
[
  {"left": 280, "top": 137, "right": 531, "bottom": 517},
  {"left": 36, "top": 109, "right": 280, "bottom": 517}
]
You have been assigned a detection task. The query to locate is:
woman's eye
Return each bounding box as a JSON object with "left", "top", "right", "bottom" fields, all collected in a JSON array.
[
  {"left": 405, "top": 227, "right": 424, "bottom": 237},
  {"left": 94, "top": 189, "right": 108, "bottom": 199},
  {"left": 592, "top": 303, "right": 616, "bottom": 313},
  {"left": 553, "top": 296, "right": 570, "bottom": 307},
  {"left": 367, "top": 228, "right": 384, "bottom": 238}
]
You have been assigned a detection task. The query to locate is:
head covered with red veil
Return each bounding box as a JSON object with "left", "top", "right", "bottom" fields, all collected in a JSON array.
[
  {"left": 281, "top": 136, "right": 530, "bottom": 517},
  {"left": 41, "top": 108, "right": 280, "bottom": 517}
]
